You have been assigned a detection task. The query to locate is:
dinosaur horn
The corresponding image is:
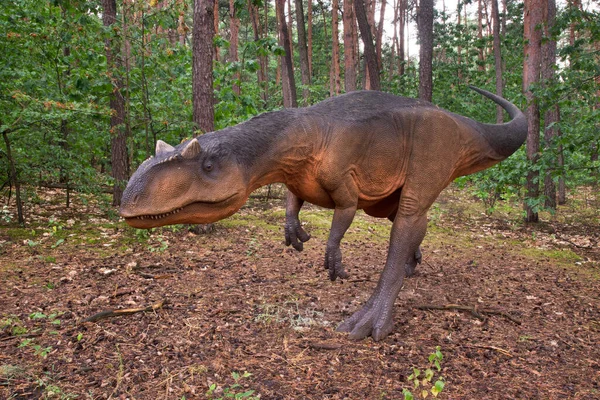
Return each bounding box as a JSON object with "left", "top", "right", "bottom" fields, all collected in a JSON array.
[
  {"left": 181, "top": 139, "right": 201, "bottom": 159},
  {"left": 156, "top": 140, "right": 175, "bottom": 155}
]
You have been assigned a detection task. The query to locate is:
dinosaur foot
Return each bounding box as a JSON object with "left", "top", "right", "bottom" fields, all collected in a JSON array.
[
  {"left": 285, "top": 220, "right": 310, "bottom": 251},
  {"left": 324, "top": 246, "right": 348, "bottom": 281},
  {"left": 336, "top": 296, "right": 394, "bottom": 341}
]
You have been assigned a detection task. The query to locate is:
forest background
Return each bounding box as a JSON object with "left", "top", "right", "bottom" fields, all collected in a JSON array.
[{"left": 0, "top": 0, "right": 599, "bottom": 225}]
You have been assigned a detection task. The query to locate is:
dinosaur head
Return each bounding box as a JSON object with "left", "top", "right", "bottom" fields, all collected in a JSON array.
[{"left": 119, "top": 138, "right": 248, "bottom": 229}]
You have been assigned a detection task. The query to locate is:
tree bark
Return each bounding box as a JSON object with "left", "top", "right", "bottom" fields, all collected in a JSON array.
[
  {"left": 213, "top": 0, "right": 219, "bottom": 62},
  {"left": 193, "top": 0, "right": 215, "bottom": 133},
  {"left": 331, "top": 0, "right": 342, "bottom": 95},
  {"left": 343, "top": 0, "right": 357, "bottom": 91},
  {"left": 295, "top": 0, "right": 311, "bottom": 103},
  {"left": 398, "top": 0, "right": 406, "bottom": 75},
  {"left": 229, "top": 0, "right": 241, "bottom": 95},
  {"left": 376, "top": 0, "right": 386, "bottom": 72},
  {"left": 308, "top": 0, "right": 313, "bottom": 77},
  {"left": 249, "top": 0, "right": 268, "bottom": 103},
  {"left": 2, "top": 131, "right": 24, "bottom": 224},
  {"left": 491, "top": 0, "right": 503, "bottom": 123},
  {"left": 276, "top": 0, "right": 298, "bottom": 107},
  {"left": 477, "top": 0, "right": 485, "bottom": 71},
  {"left": 102, "top": 0, "right": 129, "bottom": 206},
  {"left": 457, "top": 0, "right": 463, "bottom": 82},
  {"left": 523, "top": 0, "right": 546, "bottom": 222},
  {"left": 287, "top": 0, "right": 294, "bottom": 56},
  {"left": 542, "top": 0, "right": 559, "bottom": 210},
  {"left": 418, "top": 0, "right": 433, "bottom": 101},
  {"left": 354, "top": 0, "right": 380, "bottom": 90}
]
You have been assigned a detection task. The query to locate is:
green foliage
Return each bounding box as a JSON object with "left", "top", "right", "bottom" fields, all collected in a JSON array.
[
  {"left": 18, "top": 338, "right": 53, "bottom": 359},
  {"left": 206, "top": 371, "right": 258, "bottom": 400},
  {"left": 403, "top": 347, "right": 446, "bottom": 399},
  {"left": 0, "top": 316, "right": 28, "bottom": 336}
]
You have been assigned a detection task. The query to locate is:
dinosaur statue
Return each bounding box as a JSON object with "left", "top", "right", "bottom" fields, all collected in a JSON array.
[{"left": 120, "top": 86, "right": 527, "bottom": 341}]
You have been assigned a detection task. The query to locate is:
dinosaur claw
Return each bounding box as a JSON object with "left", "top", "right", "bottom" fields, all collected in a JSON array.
[
  {"left": 404, "top": 247, "right": 423, "bottom": 277},
  {"left": 337, "top": 295, "right": 395, "bottom": 341},
  {"left": 284, "top": 220, "right": 311, "bottom": 252},
  {"left": 325, "top": 246, "right": 348, "bottom": 281}
]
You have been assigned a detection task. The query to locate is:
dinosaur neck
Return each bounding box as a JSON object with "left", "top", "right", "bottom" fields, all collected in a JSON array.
[{"left": 203, "top": 108, "right": 304, "bottom": 192}]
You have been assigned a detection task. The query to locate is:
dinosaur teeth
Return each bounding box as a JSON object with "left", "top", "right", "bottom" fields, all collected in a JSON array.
[{"left": 133, "top": 206, "right": 185, "bottom": 221}]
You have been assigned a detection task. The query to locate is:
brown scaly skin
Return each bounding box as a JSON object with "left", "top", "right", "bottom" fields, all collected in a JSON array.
[{"left": 120, "top": 86, "right": 527, "bottom": 341}]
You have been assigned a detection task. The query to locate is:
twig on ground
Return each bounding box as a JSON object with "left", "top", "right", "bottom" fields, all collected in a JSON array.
[
  {"left": 414, "top": 303, "right": 522, "bottom": 325},
  {"left": 0, "top": 333, "right": 42, "bottom": 345},
  {"left": 462, "top": 343, "right": 513, "bottom": 357},
  {"left": 301, "top": 342, "right": 343, "bottom": 351},
  {"left": 83, "top": 300, "right": 165, "bottom": 323}
]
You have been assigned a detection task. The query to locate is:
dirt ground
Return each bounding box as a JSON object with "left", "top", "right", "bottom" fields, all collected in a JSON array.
[{"left": 1, "top": 187, "right": 599, "bottom": 399}]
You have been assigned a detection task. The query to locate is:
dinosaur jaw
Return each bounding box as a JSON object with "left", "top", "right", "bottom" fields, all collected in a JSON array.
[{"left": 121, "top": 193, "right": 244, "bottom": 229}]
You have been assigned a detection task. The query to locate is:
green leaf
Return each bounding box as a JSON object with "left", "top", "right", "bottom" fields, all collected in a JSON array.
[
  {"left": 431, "top": 380, "right": 445, "bottom": 397},
  {"left": 425, "top": 369, "right": 434, "bottom": 382}
]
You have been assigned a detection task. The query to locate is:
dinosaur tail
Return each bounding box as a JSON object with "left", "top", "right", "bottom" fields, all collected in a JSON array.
[{"left": 469, "top": 85, "right": 528, "bottom": 158}]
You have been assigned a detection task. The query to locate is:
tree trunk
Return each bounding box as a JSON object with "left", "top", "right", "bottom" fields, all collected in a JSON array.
[
  {"left": 542, "top": 0, "right": 559, "bottom": 210},
  {"left": 477, "top": 0, "right": 485, "bottom": 71},
  {"left": 457, "top": 1, "right": 463, "bottom": 82},
  {"left": 213, "top": 0, "right": 219, "bottom": 62},
  {"left": 276, "top": 0, "right": 298, "bottom": 107},
  {"left": 354, "top": 0, "right": 380, "bottom": 90},
  {"left": 491, "top": 0, "right": 503, "bottom": 123},
  {"left": 523, "top": 0, "right": 546, "bottom": 222},
  {"left": 398, "top": 0, "right": 406, "bottom": 75},
  {"left": 287, "top": 0, "right": 294, "bottom": 56},
  {"left": 229, "top": 0, "right": 240, "bottom": 95},
  {"left": 376, "top": 0, "right": 386, "bottom": 71},
  {"left": 2, "top": 131, "right": 24, "bottom": 225},
  {"left": 501, "top": 0, "right": 507, "bottom": 34},
  {"left": 193, "top": 0, "right": 215, "bottom": 133},
  {"left": 295, "top": 0, "right": 311, "bottom": 103},
  {"left": 249, "top": 0, "right": 268, "bottom": 104},
  {"left": 418, "top": 0, "right": 433, "bottom": 101},
  {"left": 308, "top": 0, "right": 313, "bottom": 76},
  {"left": 343, "top": 0, "right": 357, "bottom": 91},
  {"left": 331, "top": 0, "right": 342, "bottom": 95},
  {"left": 102, "top": 0, "right": 129, "bottom": 207}
]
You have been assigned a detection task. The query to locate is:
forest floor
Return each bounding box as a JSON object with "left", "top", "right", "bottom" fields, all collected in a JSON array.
[{"left": 0, "top": 185, "right": 599, "bottom": 400}]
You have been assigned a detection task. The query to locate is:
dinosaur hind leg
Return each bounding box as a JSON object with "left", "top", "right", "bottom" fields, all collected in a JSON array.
[{"left": 388, "top": 209, "right": 422, "bottom": 277}]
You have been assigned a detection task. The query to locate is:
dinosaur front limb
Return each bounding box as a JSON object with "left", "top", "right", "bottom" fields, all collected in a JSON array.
[
  {"left": 284, "top": 191, "right": 311, "bottom": 251},
  {"left": 337, "top": 213, "right": 428, "bottom": 340},
  {"left": 325, "top": 206, "right": 356, "bottom": 281}
]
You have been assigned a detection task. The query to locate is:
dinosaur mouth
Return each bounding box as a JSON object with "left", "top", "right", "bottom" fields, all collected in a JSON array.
[{"left": 121, "top": 193, "right": 241, "bottom": 228}]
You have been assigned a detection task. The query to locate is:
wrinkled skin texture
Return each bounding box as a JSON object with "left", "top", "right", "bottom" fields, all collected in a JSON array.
[{"left": 120, "top": 87, "right": 527, "bottom": 341}]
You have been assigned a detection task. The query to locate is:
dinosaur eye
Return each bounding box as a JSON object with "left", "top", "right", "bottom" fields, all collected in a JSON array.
[{"left": 204, "top": 162, "right": 213, "bottom": 172}]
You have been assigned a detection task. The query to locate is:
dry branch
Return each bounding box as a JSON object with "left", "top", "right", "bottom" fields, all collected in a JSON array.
[
  {"left": 414, "top": 303, "right": 522, "bottom": 325},
  {"left": 462, "top": 343, "right": 513, "bottom": 357},
  {"left": 83, "top": 300, "right": 165, "bottom": 323}
]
